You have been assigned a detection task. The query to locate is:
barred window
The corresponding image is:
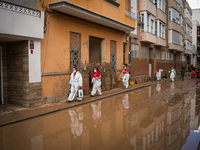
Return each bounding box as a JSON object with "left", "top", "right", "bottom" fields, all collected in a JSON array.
[
  {"left": 141, "top": 46, "right": 148, "bottom": 59},
  {"left": 131, "top": 44, "right": 139, "bottom": 58},
  {"left": 166, "top": 52, "right": 170, "bottom": 60},
  {"left": 161, "top": 51, "right": 165, "bottom": 60},
  {"left": 156, "top": 49, "right": 161, "bottom": 60}
]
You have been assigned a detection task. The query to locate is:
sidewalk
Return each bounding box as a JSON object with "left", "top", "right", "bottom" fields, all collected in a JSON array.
[{"left": 0, "top": 73, "right": 191, "bottom": 127}]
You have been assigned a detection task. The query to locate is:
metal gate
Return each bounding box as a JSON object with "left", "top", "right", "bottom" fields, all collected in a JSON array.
[
  {"left": 110, "top": 40, "right": 117, "bottom": 89},
  {"left": 70, "top": 32, "right": 81, "bottom": 72}
]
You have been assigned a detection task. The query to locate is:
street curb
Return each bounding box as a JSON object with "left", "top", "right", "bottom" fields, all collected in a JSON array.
[{"left": 0, "top": 80, "right": 167, "bottom": 127}]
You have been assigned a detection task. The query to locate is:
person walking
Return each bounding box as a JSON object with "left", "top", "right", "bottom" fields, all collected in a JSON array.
[
  {"left": 156, "top": 67, "right": 163, "bottom": 81},
  {"left": 122, "top": 64, "right": 130, "bottom": 89},
  {"left": 91, "top": 67, "right": 102, "bottom": 97},
  {"left": 180, "top": 65, "right": 186, "bottom": 81},
  {"left": 169, "top": 67, "right": 176, "bottom": 82},
  {"left": 67, "top": 66, "right": 83, "bottom": 102}
]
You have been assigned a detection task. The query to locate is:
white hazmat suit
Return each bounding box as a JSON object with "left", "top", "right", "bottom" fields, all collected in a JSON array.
[
  {"left": 156, "top": 69, "right": 163, "bottom": 81},
  {"left": 68, "top": 71, "right": 83, "bottom": 101},
  {"left": 169, "top": 69, "right": 176, "bottom": 82},
  {"left": 91, "top": 78, "right": 102, "bottom": 96}
]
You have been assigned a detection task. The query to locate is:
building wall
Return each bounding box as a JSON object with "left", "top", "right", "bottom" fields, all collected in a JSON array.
[
  {"left": 5, "top": 41, "right": 42, "bottom": 107},
  {"left": 41, "top": 14, "right": 128, "bottom": 101}
]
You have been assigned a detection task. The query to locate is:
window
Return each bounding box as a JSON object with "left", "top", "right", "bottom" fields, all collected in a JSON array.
[
  {"left": 170, "top": 53, "right": 173, "bottom": 60},
  {"left": 156, "top": 49, "right": 160, "bottom": 60},
  {"left": 131, "top": 44, "right": 139, "bottom": 58},
  {"left": 162, "top": 24, "right": 165, "bottom": 38},
  {"left": 140, "top": 14, "right": 144, "bottom": 32},
  {"left": 157, "top": 0, "right": 165, "bottom": 12},
  {"left": 147, "top": 13, "right": 150, "bottom": 32},
  {"left": 169, "top": 8, "right": 180, "bottom": 24},
  {"left": 141, "top": 46, "right": 148, "bottom": 59},
  {"left": 171, "top": 30, "right": 181, "bottom": 45},
  {"left": 161, "top": 51, "right": 165, "bottom": 60},
  {"left": 182, "top": 55, "right": 186, "bottom": 61},
  {"left": 159, "top": 22, "right": 162, "bottom": 37},
  {"left": 166, "top": 52, "right": 170, "bottom": 60},
  {"left": 155, "top": 21, "right": 157, "bottom": 36},
  {"left": 151, "top": 19, "right": 154, "bottom": 34}
]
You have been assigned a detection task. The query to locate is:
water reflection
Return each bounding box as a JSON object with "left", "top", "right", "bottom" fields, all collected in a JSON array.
[{"left": 0, "top": 83, "right": 200, "bottom": 150}]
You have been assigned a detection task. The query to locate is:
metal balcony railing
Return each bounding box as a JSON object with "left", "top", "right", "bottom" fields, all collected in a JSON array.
[{"left": 125, "top": 9, "right": 136, "bottom": 20}]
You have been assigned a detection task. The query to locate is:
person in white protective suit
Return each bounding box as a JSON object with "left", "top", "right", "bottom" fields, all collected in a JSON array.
[
  {"left": 68, "top": 108, "right": 83, "bottom": 138},
  {"left": 91, "top": 67, "right": 102, "bottom": 97},
  {"left": 67, "top": 67, "right": 83, "bottom": 102},
  {"left": 122, "top": 64, "right": 130, "bottom": 89},
  {"left": 91, "top": 101, "right": 102, "bottom": 127},
  {"left": 156, "top": 67, "right": 163, "bottom": 81},
  {"left": 169, "top": 67, "right": 176, "bottom": 82}
]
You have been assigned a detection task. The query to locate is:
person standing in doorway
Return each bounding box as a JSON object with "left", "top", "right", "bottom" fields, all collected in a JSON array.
[
  {"left": 122, "top": 64, "right": 130, "bottom": 89},
  {"left": 91, "top": 67, "right": 102, "bottom": 97},
  {"left": 67, "top": 66, "right": 83, "bottom": 102},
  {"left": 180, "top": 65, "right": 186, "bottom": 81},
  {"left": 156, "top": 67, "right": 163, "bottom": 81},
  {"left": 169, "top": 67, "right": 176, "bottom": 82}
]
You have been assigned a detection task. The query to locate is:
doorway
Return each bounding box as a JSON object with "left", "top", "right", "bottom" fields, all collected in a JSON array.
[
  {"left": 89, "top": 37, "right": 103, "bottom": 89},
  {"left": 0, "top": 47, "right": 3, "bottom": 105},
  {"left": 89, "top": 37, "right": 102, "bottom": 64}
]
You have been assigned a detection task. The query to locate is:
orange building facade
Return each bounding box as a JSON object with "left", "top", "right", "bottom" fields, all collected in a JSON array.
[{"left": 39, "top": 0, "right": 136, "bottom": 103}]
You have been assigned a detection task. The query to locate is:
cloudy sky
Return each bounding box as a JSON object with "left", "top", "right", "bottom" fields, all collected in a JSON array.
[{"left": 187, "top": 0, "right": 200, "bottom": 9}]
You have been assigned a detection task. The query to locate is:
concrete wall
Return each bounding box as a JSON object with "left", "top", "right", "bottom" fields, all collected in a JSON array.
[
  {"left": 3, "top": 0, "right": 38, "bottom": 10},
  {"left": 0, "top": 7, "right": 44, "bottom": 39},
  {"left": 6, "top": 41, "right": 42, "bottom": 107}
]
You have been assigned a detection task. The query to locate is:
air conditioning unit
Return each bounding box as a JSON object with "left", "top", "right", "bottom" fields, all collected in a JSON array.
[{"left": 138, "top": 15, "right": 144, "bottom": 25}]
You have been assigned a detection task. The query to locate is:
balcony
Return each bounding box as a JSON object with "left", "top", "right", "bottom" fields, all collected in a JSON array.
[
  {"left": 184, "top": 1, "right": 192, "bottom": 13},
  {"left": 168, "top": 21, "right": 181, "bottom": 33},
  {"left": 155, "top": 37, "right": 166, "bottom": 47},
  {"left": 156, "top": 9, "right": 166, "bottom": 24},
  {"left": 140, "top": 32, "right": 156, "bottom": 44},
  {"left": 184, "top": 33, "right": 192, "bottom": 42},
  {"left": 49, "top": 1, "right": 135, "bottom": 32},
  {"left": 184, "top": 18, "right": 192, "bottom": 28},
  {"left": 139, "top": 0, "right": 156, "bottom": 16},
  {"left": 125, "top": 9, "right": 137, "bottom": 20},
  {"left": 168, "top": 0, "right": 181, "bottom": 13},
  {"left": 169, "top": 43, "right": 184, "bottom": 52},
  {"left": 185, "top": 49, "right": 192, "bottom": 55}
]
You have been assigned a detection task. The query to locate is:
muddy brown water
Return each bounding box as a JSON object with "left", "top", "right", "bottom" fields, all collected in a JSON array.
[{"left": 0, "top": 80, "right": 200, "bottom": 150}]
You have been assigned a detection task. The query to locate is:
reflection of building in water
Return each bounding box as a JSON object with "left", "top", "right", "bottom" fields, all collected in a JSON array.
[
  {"left": 68, "top": 108, "right": 83, "bottom": 138},
  {"left": 190, "top": 89, "right": 200, "bottom": 130},
  {"left": 91, "top": 101, "right": 102, "bottom": 127}
]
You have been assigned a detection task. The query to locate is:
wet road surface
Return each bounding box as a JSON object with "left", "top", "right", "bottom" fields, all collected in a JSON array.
[{"left": 0, "top": 79, "right": 200, "bottom": 150}]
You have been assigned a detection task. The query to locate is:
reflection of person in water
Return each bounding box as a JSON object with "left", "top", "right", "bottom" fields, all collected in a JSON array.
[
  {"left": 68, "top": 107, "right": 83, "bottom": 138},
  {"left": 170, "top": 82, "right": 175, "bottom": 91},
  {"left": 91, "top": 101, "right": 102, "bottom": 128},
  {"left": 122, "top": 94, "right": 129, "bottom": 116},
  {"left": 156, "top": 84, "right": 161, "bottom": 92}
]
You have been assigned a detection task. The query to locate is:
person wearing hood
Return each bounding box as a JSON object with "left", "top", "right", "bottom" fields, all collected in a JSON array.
[
  {"left": 67, "top": 66, "right": 83, "bottom": 102},
  {"left": 91, "top": 67, "right": 102, "bottom": 97},
  {"left": 169, "top": 67, "right": 176, "bottom": 82},
  {"left": 156, "top": 67, "right": 163, "bottom": 81}
]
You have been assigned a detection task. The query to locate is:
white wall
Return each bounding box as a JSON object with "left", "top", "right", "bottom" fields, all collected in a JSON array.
[
  {"left": 28, "top": 40, "right": 41, "bottom": 83},
  {"left": 0, "top": 8, "right": 44, "bottom": 39}
]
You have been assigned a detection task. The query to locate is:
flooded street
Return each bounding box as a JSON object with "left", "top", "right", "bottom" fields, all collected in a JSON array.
[{"left": 0, "top": 80, "right": 200, "bottom": 150}]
